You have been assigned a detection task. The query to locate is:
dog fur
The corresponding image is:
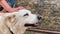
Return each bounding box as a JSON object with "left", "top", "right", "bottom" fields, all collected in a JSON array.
[{"left": 0, "top": 9, "right": 39, "bottom": 34}]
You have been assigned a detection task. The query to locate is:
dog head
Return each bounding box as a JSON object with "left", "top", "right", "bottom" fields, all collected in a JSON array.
[
  {"left": 15, "top": 9, "right": 42, "bottom": 27},
  {"left": 0, "top": 9, "right": 41, "bottom": 34},
  {"left": 6, "top": 9, "right": 42, "bottom": 28}
]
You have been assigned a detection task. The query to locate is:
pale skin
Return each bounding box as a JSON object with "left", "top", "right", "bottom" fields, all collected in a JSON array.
[{"left": 0, "top": 0, "right": 24, "bottom": 13}]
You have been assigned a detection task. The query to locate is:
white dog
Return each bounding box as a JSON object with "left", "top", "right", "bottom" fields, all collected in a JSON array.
[{"left": 0, "top": 9, "right": 41, "bottom": 34}]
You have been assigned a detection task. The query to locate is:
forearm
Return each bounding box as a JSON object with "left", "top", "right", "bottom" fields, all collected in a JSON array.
[
  {"left": 0, "top": 0, "right": 13, "bottom": 11},
  {"left": 0, "top": 0, "right": 25, "bottom": 12}
]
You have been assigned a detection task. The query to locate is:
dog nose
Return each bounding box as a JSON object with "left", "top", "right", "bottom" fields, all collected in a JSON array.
[{"left": 37, "top": 16, "right": 42, "bottom": 20}]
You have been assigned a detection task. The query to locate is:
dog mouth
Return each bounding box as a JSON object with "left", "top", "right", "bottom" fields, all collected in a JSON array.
[{"left": 24, "top": 23, "right": 39, "bottom": 27}]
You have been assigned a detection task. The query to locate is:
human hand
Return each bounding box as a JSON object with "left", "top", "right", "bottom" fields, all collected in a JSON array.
[{"left": 9, "top": 6, "right": 25, "bottom": 12}]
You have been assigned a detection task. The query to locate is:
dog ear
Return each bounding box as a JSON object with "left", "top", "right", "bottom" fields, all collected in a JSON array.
[{"left": 7, "top": 14, "right": 17, "bottom": 24}]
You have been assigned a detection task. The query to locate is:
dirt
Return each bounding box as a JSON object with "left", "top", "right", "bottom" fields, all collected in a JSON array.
[{"left": 15, "top": 0, "right": 60, "bottom": 34}]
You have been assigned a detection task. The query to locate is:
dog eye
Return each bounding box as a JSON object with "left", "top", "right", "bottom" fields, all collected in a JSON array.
[{"left": 24, "top": 13, "right": 29, "bottom": 16}]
